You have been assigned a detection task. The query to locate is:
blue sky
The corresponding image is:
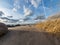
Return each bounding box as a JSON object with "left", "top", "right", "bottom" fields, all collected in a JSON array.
[{"left": 0, "top": 0, "right": 60, "bottom": 24}]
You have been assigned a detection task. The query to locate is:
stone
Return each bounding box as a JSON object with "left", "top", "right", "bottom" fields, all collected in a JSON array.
[{"left": 0, "top": 23, "right": 8, "bottom": 36}]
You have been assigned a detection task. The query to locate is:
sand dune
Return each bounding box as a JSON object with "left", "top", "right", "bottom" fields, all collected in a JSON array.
[{"left": 0, "top": 26, "right": 60, "bottom": 45}]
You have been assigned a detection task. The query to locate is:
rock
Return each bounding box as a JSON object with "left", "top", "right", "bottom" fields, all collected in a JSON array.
[{"left": 0, "top": 23, "right": 8, "bottom": 36}]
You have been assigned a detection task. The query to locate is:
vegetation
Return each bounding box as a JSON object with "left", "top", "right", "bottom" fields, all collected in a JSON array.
[
  {"left": 48, "top": 13, "right": 60, "bottom": 19},
  {"left": 35, "top": 18, "right": 60, "bottom": 38}
]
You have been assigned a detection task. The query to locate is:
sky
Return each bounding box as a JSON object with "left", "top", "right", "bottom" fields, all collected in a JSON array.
[{"left": 0, "top": 0, "right": 60, "bottom": 25}]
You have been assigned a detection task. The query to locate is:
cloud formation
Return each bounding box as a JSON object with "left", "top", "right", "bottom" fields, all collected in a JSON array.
[
  {"left": 34, "top": 14, "right": 45, "bottom": 20},
  {"left": 8, "top": 19, "right": 19, "bottom": 23},
  {"left": 0, "top": 11, "right": 4, "bottom": 16},
  {"left": 13, "top": 0, "right": 20, "bottom": 12},
  {"left": 0, "top": 0, "right": 60, "bottom": 25},
  {"left": 12, "top": 8, "right": 17, "bottom": 12},
  {"left": 0, "top": 16, "right": 19, "bottom": 23},
  {"left": 1, "top": 17, "right": 9, "bottom": 20},
  {"left": 0, "top": 17, "right": 9, "bottom": 23},
  {"left": 23, "top": 6, "right": 33, "bottom": 16},
  {"left": 23, "top": 17, "right": 30, "bottom": 21},
  {"left": 7, "top": 16, "right": 13, "bottom": 18},
  {"left": 30, "top": 0, "right": 41, "bottom": 8}
]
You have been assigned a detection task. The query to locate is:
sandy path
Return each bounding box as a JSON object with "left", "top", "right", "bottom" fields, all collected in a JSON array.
[{"left": 0, "top": 30, "right": 60, "bottom": 45}]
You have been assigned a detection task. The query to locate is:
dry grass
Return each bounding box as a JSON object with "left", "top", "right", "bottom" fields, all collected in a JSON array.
[
  {"left": 8, "top": 25, "right": 37, "bottom": 32},
  {"left": 35, "top": 18, "right": 60, "bottom": 38}
]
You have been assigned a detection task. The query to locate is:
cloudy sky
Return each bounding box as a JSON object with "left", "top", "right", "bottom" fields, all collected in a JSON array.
[{"left": 0, "top": 0, "right": 60, "bottom": 24}]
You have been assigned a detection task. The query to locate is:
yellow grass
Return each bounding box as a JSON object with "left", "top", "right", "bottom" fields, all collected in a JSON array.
[{"left": 35, "top": 18, "right": 60, "bottom": 38}]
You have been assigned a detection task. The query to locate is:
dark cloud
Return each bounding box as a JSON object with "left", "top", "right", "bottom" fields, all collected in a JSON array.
[
  {"left": 8, "top": 19, "right": 19, "bottom": 23},
  {"left": 23, "top": 16, "right": 32, "bottom": 21},
  {"left": 1, "top": 17, "right": 9, "bottom": 20},
  {"left": 7, "top": 16, "right": 13, "bottom": 18},
  {"left": 23, "top": 18, "right": 30, "bottom": 21},
  {"left": 1, "top": 17, "right": 19, "bottom": 23},
  {"left": 0, "top": 11, "right": 4, "bottom": 16},
  {"left": 34, "top": 15, "right": 45, "bottom": 20},
  {"left": 23, "top": 14, "right": 46, "bottom": 22}
]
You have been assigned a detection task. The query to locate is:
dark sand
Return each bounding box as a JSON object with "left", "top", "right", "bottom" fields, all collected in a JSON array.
[{"left": 0, "top": 30, "right": 60, "bottom": 45}]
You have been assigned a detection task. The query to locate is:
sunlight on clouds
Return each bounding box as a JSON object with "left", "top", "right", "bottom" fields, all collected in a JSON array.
[
  {"left": 0, "top": 19, "right": 3, "bottom": 22},
  {"left": 30, "top": 0, "right": 41, "bottom": 8},
  {"left": 0, "top": 0, "right": 60, "bottom": 24},
  {"left": 13, "top": 5, "right": 21, "bottom": 12},
  {"left": 23, "top": 6, "right": 33, "bottom": 16},
  {"left": 0, "top": 7, "right": 23, "bottom": 19}
]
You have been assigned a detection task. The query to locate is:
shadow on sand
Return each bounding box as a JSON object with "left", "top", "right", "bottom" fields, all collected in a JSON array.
[{"left": 0, "top": 30, "right": 60, "bottom": 45}]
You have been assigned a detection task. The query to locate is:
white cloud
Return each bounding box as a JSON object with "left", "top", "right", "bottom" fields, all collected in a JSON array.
[
  {"left": 23, "top": 6, "right": 33, "bottom": 16},
  {"left": 30, "top": 0, "right": 41, "bottom": 8},
  {"left": 0, "top": 7, "right": 23, "bottom": 19},
  {"left": 13, "top": 0, "right": 20, "bottom": 12},
  {"left": 12, "top": 8, "right": 17, "bottom": 12},
  {"left": 0, "top": 19, "right": 3, "bottom": 22},
  {"left": 0, "top": 8, "right": 9, "bottom": 17},
  {"left": 30, "top": 0, "right": 37, "bottom": 8}
]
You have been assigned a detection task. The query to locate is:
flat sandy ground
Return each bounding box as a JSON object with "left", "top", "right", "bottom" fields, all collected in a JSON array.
[{"left": 0, "top": 25, "right": 60, "bottom": 45}]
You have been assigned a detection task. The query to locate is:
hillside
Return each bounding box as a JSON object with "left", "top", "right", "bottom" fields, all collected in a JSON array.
[
  {"left": 36, "top": 18, "right": 60, "bottom": 32},
  {"left": 0, "top": 25, "right": 59, "bottom": 45},
  {"left": 48, "top": 13, "right": 60, "bottom": 19},
  {"left": 35, "top": 17, "right": 60, "bottom": 38}
]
